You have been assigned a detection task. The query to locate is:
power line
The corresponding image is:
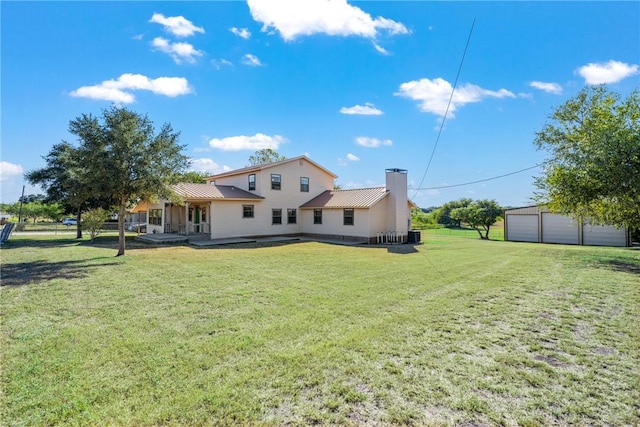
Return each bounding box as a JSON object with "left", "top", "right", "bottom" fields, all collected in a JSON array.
[
  {"left": 411, "top": 17, "right": 476, "bottom": 200},
  {"left": 410, "top": 163, "right": 542, "bottom": 190}
]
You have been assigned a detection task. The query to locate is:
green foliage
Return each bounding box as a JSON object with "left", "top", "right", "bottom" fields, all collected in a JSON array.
[
  {"left": 248, "top": 148, "right": 286, "bottom": 166},
  {"left": 25, "top": 140, "right": 110, "bottom": 239},
  {"left": 18, "top": 194, "right": 45, "bottom": 203},
  {"left": 451, "top": 199, "right": 502, "bottom": 239},
  {"left": 436, "top": 198, "right": 472, "bottom": 227},
  {"left": 65, "top": 107, "right": 189, "bottom": 256},
  {"left": 411, "top": 208, "right": 439, "bottom": 229},
  {"left": 534, "top": 86, "right": 640, "bottom": 230},
  {"left": 82, "top": 208, "right": 110, "bottom": 242},
  {"left": 174, "top": 170, "right": 209, "bottom": 184},
  {"left": 17, "top": 202, "right": 46, "bottom": 224},
  {"left": 42, "top": 203, "right": 64, "bottom": 222}
]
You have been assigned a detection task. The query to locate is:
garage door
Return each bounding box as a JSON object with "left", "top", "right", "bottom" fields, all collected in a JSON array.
[
  {"left": 583, "top": 224, "right": 627, "bottom": 247},
  {"left": 542, "top": 213, "right": 579, "bottom": 244},
  {"left": 506, "top": 214, "right": 538, "bottom": 242}
]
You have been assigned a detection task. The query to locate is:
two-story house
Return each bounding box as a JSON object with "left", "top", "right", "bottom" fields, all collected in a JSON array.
[{"left": 140, "top": 155, "right": 412, "bottom": 244}]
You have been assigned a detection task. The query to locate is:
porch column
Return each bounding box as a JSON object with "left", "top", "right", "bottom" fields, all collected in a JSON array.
[
  {"left": 209, "top": 201, "right": 214, "bottom": 238},
  {"left": 185, "top": 202, "right": 189, "bottom": 236}
]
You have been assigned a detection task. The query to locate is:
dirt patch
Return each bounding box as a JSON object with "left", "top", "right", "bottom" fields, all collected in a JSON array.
[
  {"left": 534, "top": 354, "right": 570, "bottom": 368},
  {"left": 458, "top": 420, "right": 491, "bottom": 427},
  {"left": 592, "top": 346, "right": 618, "bottom": 356},
  {"left": 573, "top": 322, "right": 592, "bottom": 342}
]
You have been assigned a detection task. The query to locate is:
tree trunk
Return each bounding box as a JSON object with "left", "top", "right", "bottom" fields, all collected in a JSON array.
[
  {"left": 76, "top": 209, "right": 82, "bottom": 239},
  {"left": 482, "top": 225, "right": 490, "bottom": 240},
  {"left": 116, "top": 198, "right": 126, "bottom": 257}
]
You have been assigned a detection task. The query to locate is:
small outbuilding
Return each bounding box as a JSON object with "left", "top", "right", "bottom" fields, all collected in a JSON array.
[{"left": 504, "top": 205, "right": 630, "bottom": 247}]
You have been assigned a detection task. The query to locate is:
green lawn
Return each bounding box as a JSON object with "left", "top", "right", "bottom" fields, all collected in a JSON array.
[{"left": 1, "top": 234, "right": 639, "bottom": 426}]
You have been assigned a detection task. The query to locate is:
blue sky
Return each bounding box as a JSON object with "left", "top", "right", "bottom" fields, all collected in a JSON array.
[{"left": 2, "top": 1, "right": 639, "bottom": 208}]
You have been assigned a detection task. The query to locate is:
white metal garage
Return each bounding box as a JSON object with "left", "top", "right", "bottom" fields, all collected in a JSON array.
[
  {"left": 541, "top": 213, "right": 579, "bottom": 245},
  {"left": 583, "top": 224, "right": 629, "bottom": 247},
  {"left": 504, "top": 205, "right": 629, "bottom": 247},
  {"left": 505, "top": 215, "right": 538, "bottom": 242}
]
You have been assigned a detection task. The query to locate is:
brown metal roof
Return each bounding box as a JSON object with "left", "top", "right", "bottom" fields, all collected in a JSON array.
[
  {"left": 207, "top": 155, "right": 338, "bottom": 180},
  {"left": 171, "top": 183, "right": 264, "bottom": 201},
  {"left": 300, "top": 187, "right": 388, "bottom": 209}
]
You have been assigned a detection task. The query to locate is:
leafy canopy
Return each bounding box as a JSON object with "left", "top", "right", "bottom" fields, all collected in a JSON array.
[
  {"left": 534, "top": 86, "right": 640, "bottom": 230},
  {"left": 451, "top": 199, "right": 502, "bottom": 239},
  {"left": 25, "top": 142, "right": 106, "bottom": 238},
  {"left": 29, "top": 106, "right": 188, "bottom": 255},
  {"left": 75, "top": 107, "right": 188, "bottom": 256},
  {"left": 248, "top": 148, "right": 286, "bottom": 166},
  {"left": 436, "top": 198, "right": 472, "bottom": 227},
  {"left": 82, "top": 208, "right": 110, "bottom": 242}
]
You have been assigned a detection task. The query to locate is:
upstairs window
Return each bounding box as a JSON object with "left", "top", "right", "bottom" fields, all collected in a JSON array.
[
  {"left": 300, "top": 177, "right": 309, "bottom": 192},
  {"left": 314, "top": 209, "right": 322, "bottom": 224},
  {"left": 287, "top": 208, "right": 297, "bottom": 224},
  {"left": 271, "top": 174, "right": 281, "bottom": 190},
  {"left": 248, "top": 174, "right": 256, "bottom": 191},
  {"left": 272, "top": 209, "right": 282, "bottom": 225},
  {"left": 343, "top": 208, "right": 354, "bottom": 226}
]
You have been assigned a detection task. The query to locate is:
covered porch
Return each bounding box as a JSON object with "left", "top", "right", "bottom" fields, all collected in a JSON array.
[{"left": 162, "top": 202, "right": 211, "bottom": 237}]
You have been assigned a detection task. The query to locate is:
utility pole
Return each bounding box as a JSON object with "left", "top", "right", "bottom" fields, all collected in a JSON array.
[{"left": 17, "top": 185, "right": 25, "bottom": 223}]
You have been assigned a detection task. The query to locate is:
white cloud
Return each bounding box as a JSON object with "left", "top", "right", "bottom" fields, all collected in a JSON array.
[
  {"left": 338, "top": 155, "right": 359, "bottom": 166},
  {"left": 208, "top": 133, "right": 286, "bottom": 151},
  {"left": 152, "top": 37, "right": 203, "bottom": 64},
  {"left": 247, "top": 0, "right": 409, "bottom": 41},
  {"left": 241, "top": 54, "right": 263, "bottom": 67},
  {"left": 149, "top": 13, "right": 204, "bottom": 37},
  {"left": 230, "top": 27, "right": 251, "bottom": 39},
  {"left": 70, "top": 73, "right": 192, "bottom": 103},
  {"left": 529, "top": 81, "right": 562, "bottom": 94},
  {"left": 339, "top": 103, "right": 383, "bottom": 115},
  {"left": 0, "top": 161, "right": 24, "bottom": 182},
  {"left": 372, "top": 42, "right": 389, "bottom": 55},
  {"left": 189, "top": 158, "right": 231, "bottom": 174},
  {"left": 355, "top": 136, "right": 392, "bottom": 148},
  {"left": 212, "top": 59, "right": 233, "bottom": 69},
  {"left": 395, "top": 77, "right": 515, "bottom": 117},
  {"left": 577, "top": 60, "right": 639, "bottom": 84}
]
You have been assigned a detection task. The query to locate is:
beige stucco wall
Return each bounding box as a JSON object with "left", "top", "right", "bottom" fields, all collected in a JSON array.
[
  {"left": 206, "top": 159, "right": 334, "bottom": 238},
  {"left": 209, "top": 200, "right": 305, "bottom": 239},
  {"left": 300, "top": 206, "right": 387, "bottom": 239},
  {"left": 211, "top": 158, "right": 334, "bottom": 199}
]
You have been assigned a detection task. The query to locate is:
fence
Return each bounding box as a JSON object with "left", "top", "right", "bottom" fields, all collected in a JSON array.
[
  {"left": 12, "top": 222, "right": 124, "bottom": 234},
  {"left": 417, "top": 227, "right": 505, "bottom": 241}
]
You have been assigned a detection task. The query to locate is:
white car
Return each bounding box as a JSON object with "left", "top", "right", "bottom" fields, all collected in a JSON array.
[
  {"left": 62, "top": 218, "right": 77, "bottom": 226},
  {"left": 127, "top": 222, "right": 147, "bottom": 232}
]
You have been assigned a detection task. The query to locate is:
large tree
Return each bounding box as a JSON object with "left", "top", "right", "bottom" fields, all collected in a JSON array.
[
  {"left": 534, "top": 86, "right": 640, "bottom": 230},
  {"left": 70, "top": 107, "right": 188, "bottom": 256},
  {"left": 436, "top": 198, "right": 472, "bottom": 227},
  {"left": 248, "top": 148, "right": 286, "bottom": 166},
  {"left": 451, "top": 199, "right": 502, "bottom": 239},
  {"left": 26, "top": 142, "right": 99, "bottom": 238}
]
